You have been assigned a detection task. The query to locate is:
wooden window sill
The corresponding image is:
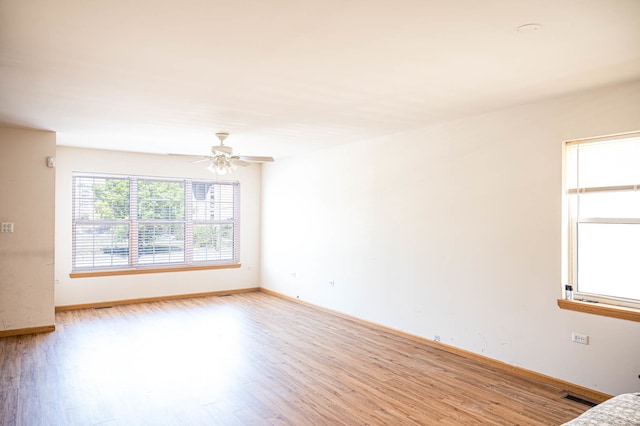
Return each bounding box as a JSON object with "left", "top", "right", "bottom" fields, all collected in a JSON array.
[
  {"left": 70, "top": 263, "right": 241, "bottom": 278},
  {"left": 557, "top": 299, "right": 640, "bottom": 322}
]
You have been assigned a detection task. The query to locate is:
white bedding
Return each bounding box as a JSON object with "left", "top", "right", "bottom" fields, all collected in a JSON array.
[{"left": 562, "top": 393, "right": 640, "bottom": 425}]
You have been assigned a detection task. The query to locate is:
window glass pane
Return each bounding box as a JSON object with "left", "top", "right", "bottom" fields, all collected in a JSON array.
[
  {"left": 567, "top": 136, "right": 640, "bottom": 189},
  {"left": 74, "top": 177, "right": 129, "bottom": 220},
  {"left": 74, "top": 224, "right": 130, "bottom": 269},
  {"left": 192, "top": 224, "right": 236, "bottom": 262},
  {"left": 577, "top": 190, "right": 640, "bottom": 219},
  {"left": 192, "top": 182, "right": 214, "bottom": 221},
  {"left": 138, "top": 223, "right": 185, "bottom": 264},
  {"left": 138, "top": 180, "right": 185, "bottom": 220},
  {"left": 212, "top": 184, "right": 236, "bottom": 221},
  {"left": 219, "top": 224, "right": 236, "bottom": 260},
  {"left": 577, "top": 223, "right": 640, "bottom": 300}
]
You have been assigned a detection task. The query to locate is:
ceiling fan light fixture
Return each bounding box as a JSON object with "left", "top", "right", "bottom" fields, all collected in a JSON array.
[
  {"left": 207, "top": 154, "right": 237, "bottom": 175},
  {"left": 206, "top": 162, "right": 217, "bottom": 174}
]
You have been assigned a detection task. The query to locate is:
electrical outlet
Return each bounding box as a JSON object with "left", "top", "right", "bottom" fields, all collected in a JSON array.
[
  {"left": 328, "top": 281, "right": 335, "bottom": 286},
  {"left": 572, "top": 332, "right": 589, "bottom": 345},
  {"left": 1, "top": 223, "right": 14, "bottom": 233}
]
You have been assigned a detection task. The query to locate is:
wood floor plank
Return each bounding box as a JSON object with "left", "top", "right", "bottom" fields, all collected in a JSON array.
[{"left": 0, "top": 292, "right": 589, "bottom": 425}]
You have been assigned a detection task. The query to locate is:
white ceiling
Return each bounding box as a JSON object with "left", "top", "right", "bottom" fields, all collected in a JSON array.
[{"left": 1, "top": 0, "right": 639, "bottom": 159}]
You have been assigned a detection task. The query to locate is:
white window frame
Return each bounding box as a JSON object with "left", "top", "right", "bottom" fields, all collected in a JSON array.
[
  {"left": 72, "top": 172, "right": 240, "bottom": 272},
  {"left": 563, "top": 132, "right": 640, "bottom": 310}
]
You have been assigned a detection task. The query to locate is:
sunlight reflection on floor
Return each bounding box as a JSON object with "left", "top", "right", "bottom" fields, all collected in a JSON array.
[{"left": 62, "top": 303, "right": 246, "bottom": 420}]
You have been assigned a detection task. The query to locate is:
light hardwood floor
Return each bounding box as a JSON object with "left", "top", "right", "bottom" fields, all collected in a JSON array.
[{"left": 1, "top": 292, "right": 588, "bottom": 425}]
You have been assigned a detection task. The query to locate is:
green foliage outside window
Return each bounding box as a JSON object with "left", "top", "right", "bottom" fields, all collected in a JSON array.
[
  {"left": 137, "top": 181, "right": 185, "bottom": 220},
  {"left": 92, "top": 179, "right": 130, "bottom": 220}
]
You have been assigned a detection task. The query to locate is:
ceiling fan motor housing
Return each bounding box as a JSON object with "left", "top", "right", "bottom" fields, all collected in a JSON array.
[{"left": 215, "top": 132, "right": 229, "bottom": 143}]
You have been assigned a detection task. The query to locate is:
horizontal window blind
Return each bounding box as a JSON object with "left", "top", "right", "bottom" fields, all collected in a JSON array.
[{"left": 72, "top": 173, "right": 239, "bottom": 271}]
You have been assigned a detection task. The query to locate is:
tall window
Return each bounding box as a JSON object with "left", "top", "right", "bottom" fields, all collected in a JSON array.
[
  {"left": 72, "top": 173, "right": 239, "bottom": 271},
  {"left": 565, "top": 132, "right": 640, "bottom": 309}
]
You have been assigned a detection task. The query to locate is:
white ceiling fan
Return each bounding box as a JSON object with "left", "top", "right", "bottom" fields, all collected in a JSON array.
[{"left": 188, "top": 132, "right": 274, "bottom": 175}]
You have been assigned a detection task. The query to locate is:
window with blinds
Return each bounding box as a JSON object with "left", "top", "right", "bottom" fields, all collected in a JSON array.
[
  {"left": 72, "top": 173, "right": 240, "bottom": 271},
  {"left": 565, "top": 132, "right": 640, "bottom": 309}
]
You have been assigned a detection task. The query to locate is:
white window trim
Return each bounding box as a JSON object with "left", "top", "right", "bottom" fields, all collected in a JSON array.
[{"left": 563, "top": 132, "right": 640, "bottom": 311}]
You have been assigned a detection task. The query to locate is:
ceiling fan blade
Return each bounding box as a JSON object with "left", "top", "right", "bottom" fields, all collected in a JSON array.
[
  {"left": 231, "top": 159, "right": 251, "bottom": 167},
  {"left": 166, "top": 153, "right": 201, "bottom": 158},
  {"left": 189, "top": 157, "right": 211, "bottom": 164},
  {"left": 236, "top": 155, "right": 274, "bottom": 162},
  {"left": 213, "top": 145, "right": 233, "bottom": 155}
]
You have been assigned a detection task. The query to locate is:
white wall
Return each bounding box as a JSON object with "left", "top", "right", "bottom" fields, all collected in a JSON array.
[
  {"left": 261, "top": 80, "right": 640, "bottom": 396},
  {"left": 0, "top": 128, "right": 56, "bottom": 331},
  {"left": 55, "top": 147, "right": 261, "bottom": 306}
]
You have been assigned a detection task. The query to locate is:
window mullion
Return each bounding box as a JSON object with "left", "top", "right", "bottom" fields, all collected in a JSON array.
[
  {"left": 130, "top": 178, "right": 139, "bottom": 267},
  {"left": 185, "top": 180, "right": 193, "bottom": 264},
  {"left": 577, "top": 217, "right": 640, "bottom": 224}
]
